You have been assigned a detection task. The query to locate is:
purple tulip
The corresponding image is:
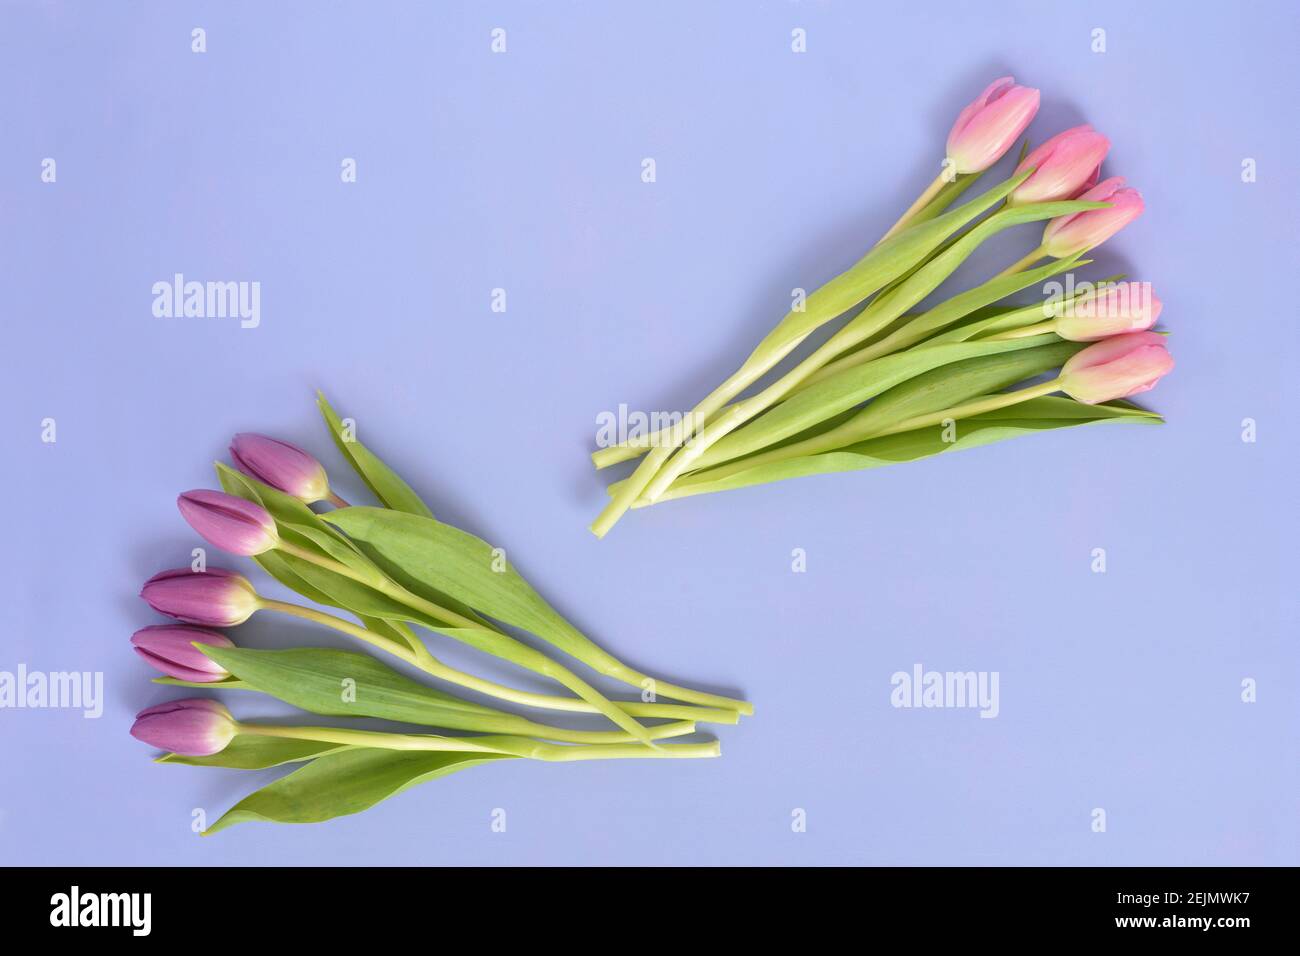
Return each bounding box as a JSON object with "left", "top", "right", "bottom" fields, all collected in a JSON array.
[
  {"left": 140, "top": 568, "right": 260, "bottom": 627},
  {"left": 131, "top": 625, "right": 234, "bottom": 683},
  {"left": 177, "top": 489, "right": 279, "bottom": 556},
  {"left": 230, "top": 433, "right": 333, "bottom": 503},
  {"left": 130, "top": 698, "right": 237, "bottom": 756}
]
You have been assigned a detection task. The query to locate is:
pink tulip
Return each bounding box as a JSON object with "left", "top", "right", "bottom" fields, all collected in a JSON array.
[
  {"left": 130, "top": 698, "right": 237, "bottom": 756},
  {"left": 230, "top": 434, "right": 332, "bottom": 503},
  {"left": 1059, "top": 331, "right": 1174, "bottom": 404},
  {"left": 1055, "top": 282, "right": 1162, "bottom": 341},
  {"left": 177, "top": 489, "right": 278, "bottom": 556},
  {"left": 1041, "top": 177, "right": 1144, "bottom": 256},
  {"left": 131, "top": 625, "right": 234, "bottom": 683},
  {"left": 1009, "top": 125, "right": 1110, "bottom": 204},
  {"left": 140, "top": 567, "right": 260, "bottom": 627},
  {"left": 946, "top": 77, "right": 1041, "bottom": 175}
]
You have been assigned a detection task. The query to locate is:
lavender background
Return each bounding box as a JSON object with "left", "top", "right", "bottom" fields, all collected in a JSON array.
[{"left": 1, "top": 1, "right": 1296, "bottom": 866}]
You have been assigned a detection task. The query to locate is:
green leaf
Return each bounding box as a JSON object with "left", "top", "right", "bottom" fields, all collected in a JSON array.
[
  {"left": 317, "top": 392, "right": 435, "bottom": 518},
  {"left": 841, "top": 340, "right": 1086, "bottom": 438},
  {"left": 659, "top": 398, "right": 1160, "bottom": 501},
  {"left": 199, "top": 645, "right": 530, "bottom": 730},
  {"left": 325, "top": 508, "right": 617, "bottom": 674},
  {"left": 204, "top": 748, "right": 512, "bottom": 833},
  {"left": 694, "top": 334, "right": 1060, "bottom": 469},
  {"left": 159, "top": 736, "right": 349, "bottom": 769},
  {"left": 270, "top": 547, "right": 448, "bottom": 624}
]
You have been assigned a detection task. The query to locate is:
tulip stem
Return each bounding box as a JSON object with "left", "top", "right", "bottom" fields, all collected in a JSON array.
[
  {"left": 982, "top": 318, "right": 1059, "bottom": 340},
  {"left": 325, "top": 491, "right": 350, "bottom": 508},
  {"left": 994, "top": 245, "right": 1048, "bottom": 279},
  {"left": 238, "top": 724, "right": 721, "bottom": 762},
  {"left": 258, "top": 597, "right": 406, "bottom": 656},
  {"left": 878, "top": 171, "right": 951, "bottom": 245},
  {"left": 257, "top": 598, "right": 739, "bottom": 725}
]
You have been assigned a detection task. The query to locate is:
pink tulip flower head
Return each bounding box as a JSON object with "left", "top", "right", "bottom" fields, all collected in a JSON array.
[
  {"left": 1055, "top": 282, "right": 1162, "bottom": 341},
  {"left": 945, "top": 77, "right": 1041, "bottom": 175},
  {"left": 1041, "top": 177, "right": 1144, "bottom": 257},
  {"left": 1009, "top": 125, "right": 1111, "bottom": 204},
  {"left": 1058, "top": 331, "right": 1174, "bottom": 404}
]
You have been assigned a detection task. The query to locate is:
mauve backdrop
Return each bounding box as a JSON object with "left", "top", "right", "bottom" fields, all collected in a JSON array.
[{"left": 1, "top": 1, "right": 1295, "bottom": 865}]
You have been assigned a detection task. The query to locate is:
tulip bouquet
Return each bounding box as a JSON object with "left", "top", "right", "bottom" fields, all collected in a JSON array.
[
  {"left": 590, "top": 78, "right": 1173, "bottom": 536},
  {"left": 131, "top": 395, "right": 749, "bottom": 832}
]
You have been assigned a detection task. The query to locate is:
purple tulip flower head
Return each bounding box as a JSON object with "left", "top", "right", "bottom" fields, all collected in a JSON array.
[
  {"left": 177, "top": 489, "right": 279, "bottom": 556},
  {"left": 230, "top": 433, "right": 332, "bottom": 504},
  {"left": 131, "top": 625, "right": 234, "bottom": 683},
  {"left": 140, "top": 567, "right": 260, "bottom": 627},
  {"left": 130, "top": 698, "right": 238, "bottom": 756}
]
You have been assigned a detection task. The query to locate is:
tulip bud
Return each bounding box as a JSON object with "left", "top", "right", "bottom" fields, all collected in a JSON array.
[
  {"left": 177, "top": 489, "right": 279, "bottom": 556},
  {"left": 945, "top": 77, "right": 1041, "bottom": 175},
  {"left": 1041, "top": 177, "right": 1144, "bottom": 257},
  {"left": 1059, "top": 331, "right": 1174, "bottom": 404},
  {"left": 1008, "top": 125, "right": 1110, "bottom": 205},
  {"left": 130, "top": 698, "right": 237, "bottom": 756},
  {"left": 140, "top": 568, "right": 260, "bottom": 627},
  {"left": 230, "top": 433, "right": 331, "bottom": 503},
  {"left": 1055, "top": 282, "right": 1162, "bottom": 341},
  {"left": 131, "top": 624, "right": 234, "bottom": 683}
]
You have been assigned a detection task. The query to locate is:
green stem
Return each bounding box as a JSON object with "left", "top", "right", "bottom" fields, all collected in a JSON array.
[
  {"left": 238, "top": 725, "right": 720, "bottom": 762},
  {"left": 590, "top": 363, "right": 770, "bottom": 537},
  {"left": 983, "top": 318, "right": 1059, "bottom": 340},
  {"left": 994, "top": 245, "right": 1048, "bottom": 279},
  {"left": 877, "top": 170, "right": 950, "bottom": 245},
  {"left": 258, "top": 597, "right": 737, "bottom": 725}
]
